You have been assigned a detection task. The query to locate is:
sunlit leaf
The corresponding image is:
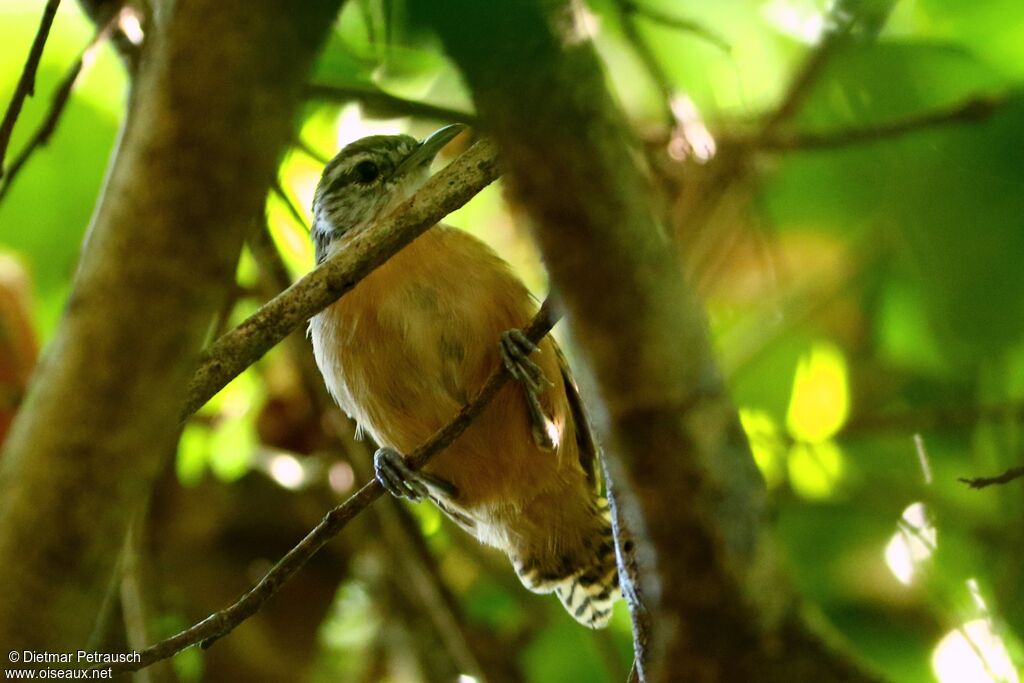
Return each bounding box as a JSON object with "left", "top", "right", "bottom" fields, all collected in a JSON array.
[
  {"left": 788, "top": 441, "right": 846, "bottom": 499},
  {"left": 739, "top": 407, "right": 787, "bottom": 488},
  {"left": 786, "top": 341, "right": 850, "bottom": 443}
]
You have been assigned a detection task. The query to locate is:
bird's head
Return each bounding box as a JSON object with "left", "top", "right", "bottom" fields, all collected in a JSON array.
[{"left": 310, "top": 123, "right": 466, "bottom": 263}]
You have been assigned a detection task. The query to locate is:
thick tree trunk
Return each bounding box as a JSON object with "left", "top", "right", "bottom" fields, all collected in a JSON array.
[
  {"left": 0, "top": 0, "right": 342, "bottom": 649},
  {"left": 421, "top": 1, "right": 881, "bottom": 681}
]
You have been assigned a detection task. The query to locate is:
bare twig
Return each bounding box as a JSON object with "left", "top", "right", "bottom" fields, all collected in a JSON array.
[
  {"left": 426, "top": 1, "right": 881, "bottom": 679},
  {"left": 752, "top": 93, "right": 1005, "bottom": 152},
  {"left": 248, "top": 222, "right": 297, "bottom": 296},
  {"left": 382, "top": 496, "right": 496, "bottom": 681},
  {"left": 76, "top": 0, "right": 141, "bottom": 72},
  {"left": 271, "top": 178, "right": 309, "bottom": 230},
  {"left": 959, "top": 466, "right": 1024, "bottom": 489},
  {"left": 0, "top": 0, "right": 61, "bottom": 178},
  {"left": 843, "top": 400, "right": 1024, "bottom": 435},
  {"left": 181, "top": 137, "right": 501, "bottom": 419},
  {"left": 293, "top": 137, "right": 330, "bottom": 165},
  {"left": 0, "top": 0, "right": 347, "bottom": 650},
  {"left": 305, "top": 83, "right": 476, "bottom": 124},
  {"left": 612, "top": 0, "right": 676, "bottom": 128},
  {"left": 757, "top": 0, "right": 898, "bottom": 136},
  {"left": 620, "top": 0, "right": 730, "bottom": 54},
  {"left": 102, "top": 299, "right": 557, "bottom": 675},
  {"left": 0, "top": 13, "right": 118, "bottom": 202},
  {"left": 676, "top": 1, "right": 857, "bottom": 270},
  {"left": 208, "top": 283, "right": 252, "bottom": 341},
  {"left": 248, "top": 221, "right": 507, "bottom": 682},
  {"left": 758, "top": 8, "right": 855, "bottom": 136}
]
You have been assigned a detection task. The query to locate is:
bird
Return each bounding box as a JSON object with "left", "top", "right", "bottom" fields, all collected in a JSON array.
[{"left": 308, "top": 124, "right": 620, "bottom": 628}]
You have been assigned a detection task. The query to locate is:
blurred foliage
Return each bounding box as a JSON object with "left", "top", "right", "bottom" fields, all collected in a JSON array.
[{"left": 3, "top": 0, "right": 1024, "bottom": 681}]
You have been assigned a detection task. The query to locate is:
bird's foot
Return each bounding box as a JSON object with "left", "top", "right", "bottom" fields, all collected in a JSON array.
[
  {"left": 374, "top": 447, "right": 458, "bottom": 502},
  {"left": 500, "top": 329, "right": 555, "bottom": 450}
]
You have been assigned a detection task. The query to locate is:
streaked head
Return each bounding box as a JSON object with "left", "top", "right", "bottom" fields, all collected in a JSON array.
[{"left": 310, "top": 124, "right": 466, "bottom": 263}]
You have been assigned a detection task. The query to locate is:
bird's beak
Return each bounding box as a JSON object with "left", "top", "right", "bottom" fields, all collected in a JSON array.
[{"left": 395, "top": 123, "right": 467, "bottom": 178}]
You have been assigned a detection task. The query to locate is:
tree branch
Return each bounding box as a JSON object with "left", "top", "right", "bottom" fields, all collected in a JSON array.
[
  {"left": 843, "top": 399, "right": 1024, "bottom": 435},
  {"left": 305, "top": 83, "right": 476, "bottom": 124},
  {"left": 181, "top": 137, "right": 500, "bottom": 419},
  {"left": 0, "top": 0, "right": 344, "bottom": 650},
  {"left": 959, "top": 466, "right": 1024, "bottom": 489},
  {"left": 758, "top": 5, "right": 855, "bottom": 135},
  {"left": 75, "top": 0, "right": 141, "bottom": 73},
  {"left": 0, "top": 12, "right": 120, "bottom": 202},
  {"left": 751, "top": 93, "right": 1005, "bottom": 152},
  {"left": 0, "top": 0, "right": 61, "bottom": 178},
  {"left": 620, "top": 0, "right": 730, "bottom": 55},
  {"left": 677, "top": 0, "right": 862, "bottom": 261},
  {"left": 270, "top": 178, "right": 308, "bottom": 230},
  {"left": 421, "top": 1, "right": 881, "bottom": 680},
  {"left": 611, "top": 0, "right": 677, "bottom": 129},
  {"left": 248, "top": 221, "right": 511, "bottom": 682},
  {"left": 293, "top": 136, "right": 330, "bottom": 165},
  {"left": 102, "top": 300, "right": 557, "bottom": 675}
]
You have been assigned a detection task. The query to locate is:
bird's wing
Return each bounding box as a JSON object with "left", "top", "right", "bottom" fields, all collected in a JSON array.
[{"left": 553, "top": 342, "right": 600, "bottom": 490}]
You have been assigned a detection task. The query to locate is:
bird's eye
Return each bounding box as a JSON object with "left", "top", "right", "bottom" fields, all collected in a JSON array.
[{"left": 354, "top": 160, "right": 380, "bottom": 184}]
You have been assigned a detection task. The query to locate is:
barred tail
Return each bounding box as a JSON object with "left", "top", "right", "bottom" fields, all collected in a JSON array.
[
  {"left": 512, "top": 497, "right": 622, "bottom": 629},
  {"left": 557, "top": 499, "right": 620, "bottom": 629}
]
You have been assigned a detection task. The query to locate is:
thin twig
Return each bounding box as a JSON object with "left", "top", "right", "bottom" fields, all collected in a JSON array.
[
  {"left": 208, "top": 283, "right": 252, "bottom": 341},
  {"left": 620, "top": 0, "right": 730, "bottom": 54},
  {"left": 181, "top": 137, "right": 501, "bottom": 420},
  {"left": 0, "top": 13, "right": 118, "bottom": 201},
  {"left": 248, "top": 222, "right": 297, "bottom": 295},
  {"left": 752, "top": 93, "right": 1004, "bottom": 151},
  {"left": 271, "top": 178, "right": 309, "bottom": 230},
  {"left": 101, "top": 299, "right": 558, "bottom": 675},
  {"left": 677, "top": 0, "right": 858, "bottom": 281},
  {"left": 293, "top": 137, "right": 330, "bottom": 165},
  {"left": 248, "top": 221, "right": 501, "bottom": 681},
  {"left": 756, "top": 0, "right": 897, "bottom": 136},
  {"left": 119, "top": 520, "right": 156, "bottom": 683},
  {"left": 76, "top": 0, "right": 140, "bottom": 73},
  {"left": 612, "top": 0, "right": 676, "bottom": 128},
  {"left": 383, "top": 496, "right": 494, "bottom": 681},
  {"left": 843, "top": 400, "right": 1024, "bottom": 435},
  {"left": 959, "top": 466, "right": 1024, "bottom": 490},
  {"left": 759, "top": 2, "right": 861, "bottom": 136},
  {"left": 0, "top": 0, "right": 61, "bottom": 178},
  {"left": 305, "top": 83, "right": 476, "bottom": 124}
]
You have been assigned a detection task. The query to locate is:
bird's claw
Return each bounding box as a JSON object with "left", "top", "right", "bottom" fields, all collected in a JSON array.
[
  {"left": 375, "top": 447, "right": 427, "bottom": 501},
  {"left": 500, "top": 329, "right": 551, "bottom": 393},
  {"left": 500, "top": 329, "right": 556, "bottom": 451},
  {"left": 373, "top": 447, "right": 458, "bottom": 502}
]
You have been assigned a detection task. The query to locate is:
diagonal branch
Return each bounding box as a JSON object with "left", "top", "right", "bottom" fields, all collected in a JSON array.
[
  {"left": 618, "top": 0, "right": 733, "bottom": 52},
  {"left": 103, "top": 299, "right": 557, "bottom": 675},
  {"left": 0, "top": 11, "right": 119, "bottom": 202},
  {"left": 0, "top": 0, "right": 61, "bottom": 178},
  {"left": 611, "top": 0, "right": 677, "bottom": 129},
  {"left": 270, "top": 178, "right": 309, "bottom": 231},
  {"left": 620, "top": 0, "right": 730, "bottom": 54},
  {"left": 421, "top": 1, "right": 882, "bottom": 680},
  {"left": 612, "top": 0, "right": 732, "bottom": 131},
  {"left": 293, "top": 136, "right": 330, "bottom": 165},
  {"left": 752, "top": 93, "right": 1005, "bottom": 152},
  {"left": 76, "top": 0, "right": 141, "bottom": 72},
  {"left": 248, "top": 221, "right": 508, "bottom": 682},
  {"left": 181, "top": 137, "right": 500, "bottom": 419},
  {"left": 0, "top": 0, "right": 346, "bottom": 651}
]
